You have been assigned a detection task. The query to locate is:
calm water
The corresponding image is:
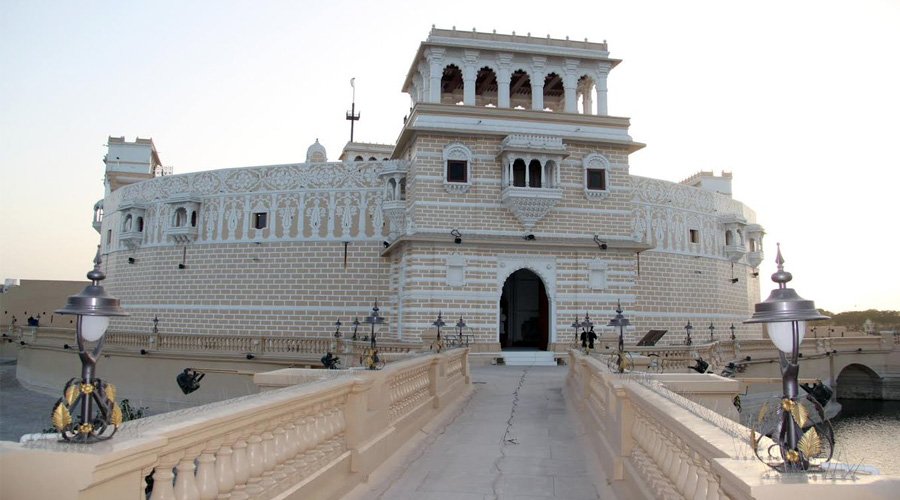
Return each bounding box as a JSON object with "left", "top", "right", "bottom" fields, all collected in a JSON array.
[{"left": 830, "top": 399, "right": 900, "bottom": 475}]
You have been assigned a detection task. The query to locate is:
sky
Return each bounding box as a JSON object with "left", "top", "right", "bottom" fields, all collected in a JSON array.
[{"left": 1, "top": 0, "right": 898, "bottom": 314}]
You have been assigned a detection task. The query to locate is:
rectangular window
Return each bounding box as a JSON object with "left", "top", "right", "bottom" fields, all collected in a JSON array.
[
  {"left": 586, "top": 169, "right": 607, "bottom": 190},
  {"left": 447, "top": 160, "right": 467, "bottom": 183},
  {"left": 689, "top": 229, "right": 700, "bottom": 244},
  {"left": 253, "top": 212, "right": 268, "bottom": 230}
]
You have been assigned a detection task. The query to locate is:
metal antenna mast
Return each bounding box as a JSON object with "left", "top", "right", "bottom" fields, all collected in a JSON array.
[{"left": 346, "top": 78, "right": 360, "bottom": 142}]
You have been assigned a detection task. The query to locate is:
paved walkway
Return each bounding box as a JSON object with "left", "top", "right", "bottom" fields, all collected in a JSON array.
[
  {"left": 349, "top": 365, "right": 613, "bottom": 500},
  {"left": 0, "top": 359, "right": 60, "bottom": 441}
]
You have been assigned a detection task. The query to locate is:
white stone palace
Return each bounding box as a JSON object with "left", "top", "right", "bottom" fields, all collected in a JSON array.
[{"left": 94, "top": 27, "right": 765, "bottom": 357}]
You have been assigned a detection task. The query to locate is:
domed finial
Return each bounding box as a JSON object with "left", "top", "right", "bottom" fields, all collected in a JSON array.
[
  {"left": 86, "top": 245, "right": 106, "bottom": 284},
  {"left": 770, "top": 242, "right": 793, "bottom": 288}
]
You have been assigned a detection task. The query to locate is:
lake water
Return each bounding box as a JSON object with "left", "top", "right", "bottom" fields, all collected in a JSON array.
[{"left": 830, "top": 398, "right": 900, "bottom": 475}]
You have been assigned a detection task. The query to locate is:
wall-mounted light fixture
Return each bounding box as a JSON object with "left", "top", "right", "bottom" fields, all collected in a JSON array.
[
  {"left": 593, "top": 235, "right": 608, "bottom": 250},
  {"left": 178, "top": 246, "right": 187, "bottom": 269},
  {"left": 451, "top": 229, "right": 462, "bottom": 245},
  {"left": 127, "top": 257, "right": 136, "bottom": 264},
  {"left": 523, "top": 234, "right": 535, "bottom": 241}
]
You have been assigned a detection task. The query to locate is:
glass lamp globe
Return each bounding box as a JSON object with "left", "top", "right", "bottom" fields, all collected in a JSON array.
[
  {"left": 766, "top": 321, "right": 806, "bottom": 353},
  {"left": 80, "top": 315, "right": 111, "bottom": 342}
]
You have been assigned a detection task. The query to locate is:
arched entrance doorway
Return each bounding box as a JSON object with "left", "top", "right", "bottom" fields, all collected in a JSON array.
[{"left": 499, "top": 269, "right": 549, "bottom": 350}]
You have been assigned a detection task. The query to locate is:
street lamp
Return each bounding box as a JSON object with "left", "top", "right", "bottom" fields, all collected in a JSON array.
[
  {"left": 51, "top": 246, "right": 128, "bottom": 443},
  {"left": 570, "top": 316, "right": 581, "bottom": 346},
  {"left": 333, "top": 318, "right": 343, "bottom": 352},
  {"left": 606, "top": 301, "right": 630, "bottom": 372},
  {"left": 431, "top": 311, "right": 446, "bottom": 352},
  {"left": 730, "top": 323, "right": 736, "bottom": 341},
  {"left": 579, "top": 313, "right": 595, "bottom": 351},
  {"left": 455, "top": 315, "right": 467, "bottom": 346},
  {"left": 351, "top": 317, "right": 360, "bottom": 341},
  {"left": 684, "top": 321, "right": 693, "bottom": 346},
  {"left": 708, "top": 322, "right": 715, "bottom": 342},
  {"left": 745, "top": 244, "right": 831, "bottom": 472},
  {"left": 365, "top": 302, "right": 384, "bottom": 349}
]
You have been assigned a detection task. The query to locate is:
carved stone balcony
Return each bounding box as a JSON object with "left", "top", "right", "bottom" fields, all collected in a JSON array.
[
  {"left": 382, "top": 200, "right": 406, "bottom": 239},
  {"left": 166, "top": 225, "right": 198, "bottom": 244},
  {"left": 747, "top": 250, "right": 764, "bottom": 269},
  {"left": 119, "top": 231, "right": 144, "bottom": 250},
  {"left": 501, "top": 186, "right": 562, "bottom": 229},
  {"left": 725, "top": 244, "right": 746, "bottom": 263}
]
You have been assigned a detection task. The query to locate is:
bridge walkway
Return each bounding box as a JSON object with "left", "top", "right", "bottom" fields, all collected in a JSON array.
[{"left": 347, "top": 365, "right": 614, "bottom": 500}]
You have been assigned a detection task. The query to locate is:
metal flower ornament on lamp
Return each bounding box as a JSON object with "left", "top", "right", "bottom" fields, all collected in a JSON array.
[
  {"left": 51, "top": 246, "right": 129, "bottom": 442},
  {"left": 744, "top": 244, "right": 832, "bottom": 472}
]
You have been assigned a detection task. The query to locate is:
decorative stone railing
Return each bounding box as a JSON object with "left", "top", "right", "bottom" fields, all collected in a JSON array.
[
  {"left": 566, "top": 349, "right": 900, "bottom": 499},
  {"left": 0, "top": 349, "right": 471, "bottom": 500},
  {"left": 15, "top": 327, "right": 421, "bottom": 361}
]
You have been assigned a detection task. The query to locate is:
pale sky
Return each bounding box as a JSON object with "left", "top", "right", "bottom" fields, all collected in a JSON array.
[{"left": 1, "top": 0, "right": 898, "bottom": 314}]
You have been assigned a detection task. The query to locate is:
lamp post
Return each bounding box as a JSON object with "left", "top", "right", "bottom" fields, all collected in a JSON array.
[
  {"left": 455, "top": 315, "right": 467, "bottom": 346},
  {"left": 579, "top": 312, "right": 594, "bottom": 352},
  {"left": 351, "top": 317, "right": 360, "bottom": 341},
  {"left": 708, "top": 322, "right": 715, "bottom": 342},
  {"left": 51, "top": 246, "right": 128, "bottom": 443},
  {"left": 745, "top": 244, "right": 831, "bottom": 472},
  {"left": 333, "top": 318, "right": 343, "bottom": 352},
  {"left": 606, "top": 301, "right": 630, "bottom": 372},
  {"left": 432, "top": 311, "right": 446, "bottom": 352},
  {"left": 365, "top": 302, "right": 384, "bottom": 349},
  {"left": 684, "top": 321, "right": 693, "bottom": 346},
  {"left": 730, "top": 323, "right": 736, "bottom": 341},
  {"left": 571, "top": 316, "right": 581, "bottom": 346}
]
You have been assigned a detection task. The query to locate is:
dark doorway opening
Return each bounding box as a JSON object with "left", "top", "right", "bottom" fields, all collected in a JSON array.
[{"left": 499, "top": 269, "right": 549, "bottom": 350}]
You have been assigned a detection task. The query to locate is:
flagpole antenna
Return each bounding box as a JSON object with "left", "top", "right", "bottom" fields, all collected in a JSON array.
[{"left": 346, "top": 78, "right": 360, "bottom": 142}]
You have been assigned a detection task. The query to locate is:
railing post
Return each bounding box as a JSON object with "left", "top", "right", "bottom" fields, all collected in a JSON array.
[
  {"left": 345, "top": 378, "right": 373, "bottom": 472},
  {"left": 430, "top": 354, "right": 443, "bottom": 408},
  {"left": 174, "top": 446, "right": 202, "bottom": 500},
  {"left": 196, "top": 439, "right": 221, "bottom": 500},
  {"left": 149, "top": 452, "right": 179, "bottom": 500}
]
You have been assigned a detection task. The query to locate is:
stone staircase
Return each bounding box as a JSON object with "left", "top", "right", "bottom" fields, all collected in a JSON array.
[{"left": 501, "top": 350, "right": 558, "bottom": 366}]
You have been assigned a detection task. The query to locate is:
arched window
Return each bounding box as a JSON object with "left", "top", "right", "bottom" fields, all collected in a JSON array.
[
  {"left": 725, "top": 230, "right": 734, "bottom": 246},
  {"left": 441, "top": 64, "right": 464, "bottom": 105},
  {"left": 509, "top": 70, "right": 532, "bottom": 110},
  {"left": 387, "top": 178, "right": 397, "bottom": 201},
  {"left": 354, "top": 155, "right": 364, "bottom": 161},
  {"left": 443, "top": 143, "right": 473, "bottom": 193},
  {"left": 368, "top": 156, "right": 377, "bottom": 161},
  {"left": 137, "top": 217, "right": 144, "bottom": 232},
  {"left": 583, "top": 153, "right": 611, "bottom": 199},
  {"left": 543, "top": 73, "right": 564, "bottom": 112},
  {"left": 512, "top": 159, "right": 527, "bottom": 187},
  {"left": 123, "top": 214, "right": 133, "bottom": 232},
  {"left": 173, "top": 207, "right": 187, "bottom": 227},
  {"left": 528, "top": 159, "right": 542, "bottom": 188},
  {"left": 475, "top": 66, "right": 498, "bottom": 107},
  {"left": 190, "top": 211, "right": 198, "bottom": 227}
]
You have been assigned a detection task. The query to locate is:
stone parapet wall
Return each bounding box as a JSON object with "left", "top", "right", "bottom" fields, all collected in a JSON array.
[{"left": 0, "top": 349, "right": 471, "bottom": 500}]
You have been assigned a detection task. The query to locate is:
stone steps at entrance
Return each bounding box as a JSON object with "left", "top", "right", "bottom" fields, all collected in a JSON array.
[{"left": 501, "top": 350, "right": 557, "bottom": 366}]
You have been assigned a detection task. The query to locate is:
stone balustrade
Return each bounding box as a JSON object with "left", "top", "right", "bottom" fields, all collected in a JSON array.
[
  {"left": 566, "top": 349, "right": 900, "bottom": 499},
  {"left": 0, "top": 348, "right": 471, "bottom": 500},
  {"left": 11, "top": 326, "right": 421, "bottom": 360}
]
